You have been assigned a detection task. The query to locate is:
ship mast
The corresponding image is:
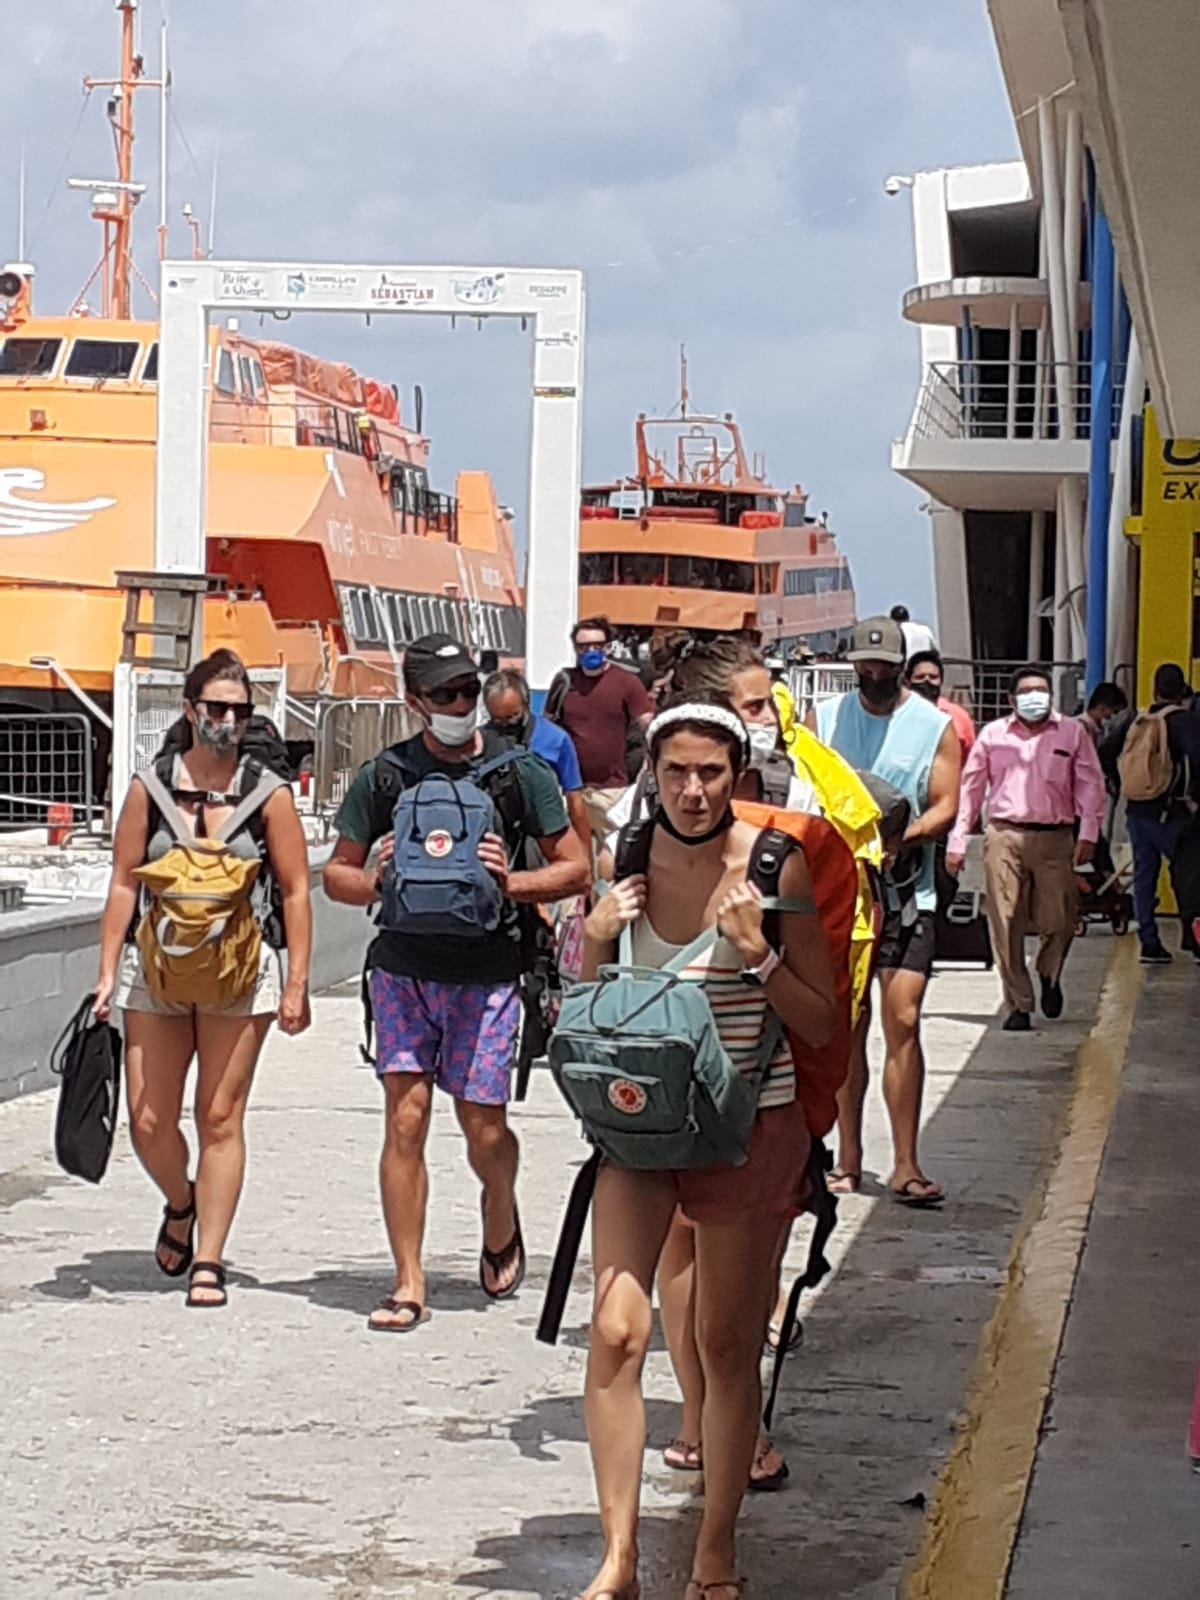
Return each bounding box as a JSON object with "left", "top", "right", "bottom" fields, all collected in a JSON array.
[{"left": 77, "top": 0, "right": 164, "bottom": 320}]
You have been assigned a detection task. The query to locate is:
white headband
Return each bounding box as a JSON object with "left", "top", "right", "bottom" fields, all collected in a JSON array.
[{"left": 647, "top": 702, "right": 750, "bottom": 754}]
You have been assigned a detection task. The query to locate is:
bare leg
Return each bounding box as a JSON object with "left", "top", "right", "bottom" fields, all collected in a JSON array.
[
  {"left": 455, "top": 1099, "right": 521, "bottom": 1295},
  {"left": 690, "top": 1213, "right": 782, "bottom": 1587},
  {"left": 878, "top": 969, "right": 940, "bottom": 1199},
  {"left": 124, "top": 1012, "right": 197, "bottom": 1269},
  {"left": 372, "top": 1073, "right": 434, "bottom": 1329},
  {"left": 657, "top": 1208, "right": 704, "bottom": 1460},
  {"left": 832, "top": 1006, "right": 870, "bottom": 1189},
  {"left": 582, "top": 1164, "right": 678, "bottom": 1600},
  {"left": 191, "top": 1011, "right": 273, "bottom": 1298}
]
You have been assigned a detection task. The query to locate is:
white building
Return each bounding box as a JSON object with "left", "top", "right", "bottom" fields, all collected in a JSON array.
[{"left": 891, "top": 0, "right": 1149, "bottom": 712}]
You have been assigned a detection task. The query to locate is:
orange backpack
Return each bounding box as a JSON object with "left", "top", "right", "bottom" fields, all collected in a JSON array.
[{"left": 731, "top": 800, "right": 856, "bottom": 1139}]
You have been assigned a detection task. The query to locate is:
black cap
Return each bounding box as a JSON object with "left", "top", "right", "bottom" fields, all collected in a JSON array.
[{"left": 403, "top": 633, "right": 480, "bottom": 692}]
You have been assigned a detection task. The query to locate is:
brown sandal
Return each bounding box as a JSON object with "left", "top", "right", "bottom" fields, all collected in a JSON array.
[{"left": 155, "top": 1184, "right": 196, "bottom": 1278}]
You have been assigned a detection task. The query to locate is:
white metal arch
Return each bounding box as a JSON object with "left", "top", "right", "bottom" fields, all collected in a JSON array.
[{"left": 154, "top": 258, "right": 585, "bottom": 692}]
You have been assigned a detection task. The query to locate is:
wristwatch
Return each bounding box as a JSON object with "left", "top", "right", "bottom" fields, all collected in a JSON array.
[{"left": 739, "top": 946, "right": 782, "bottom": 987}]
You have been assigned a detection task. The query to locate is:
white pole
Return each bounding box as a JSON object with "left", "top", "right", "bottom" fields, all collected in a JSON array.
[
  {"left": 1062, "top": 108, "right": 1083, "bottom": 361},
  {"left": 1029, "top": 509, "right": 1046, "bottom": 658},
  {"left": 1106, "top": 332, "right": 1144, "bottom": 676},
  {"left": 1007, "top": 301, "right": 1020, "bottom": 439},
  {"left": 158, "top": 23, "right": 169, "bottom": 251},
  {"left": 16, "top": 143, "right": 25, "bottom": 261},
  {"left": 207, "top": 150, "right": 219, "bottom": 257},
  {"left": 1061, "top": 476, "right": 1087, "bottom": 659},
  {"left": 1038, "top": 99, "right": 1076, "bottom": 441},
  {"left": 1054, "top": 482, "right": 1070, "bottom": 668},
  {"left": 1035, "top": 306, "right": 1049, "bottom": 439}
]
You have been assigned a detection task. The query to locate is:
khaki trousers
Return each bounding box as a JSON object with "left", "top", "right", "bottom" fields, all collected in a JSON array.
[
  {"left": 983, "top": 822, "right": 1078, "bottom": 1014},
  {"left": 581, "top": 785, "right": 626, "bottom": 865}
]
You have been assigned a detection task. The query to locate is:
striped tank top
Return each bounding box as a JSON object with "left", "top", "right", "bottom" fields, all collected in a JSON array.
[{"left": 630, "top": 916, "right": 795, "bottom": 1110}]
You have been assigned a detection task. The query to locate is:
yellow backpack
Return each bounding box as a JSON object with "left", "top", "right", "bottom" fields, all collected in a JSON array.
[{"left": 133, "top": 765, "right": 283, "bottom": 1009}]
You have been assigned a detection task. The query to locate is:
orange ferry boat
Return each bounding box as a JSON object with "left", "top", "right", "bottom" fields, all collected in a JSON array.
[
  {"left": 0, "top": 2, "right": 522, "bottom": 730},
  {"left": 578, "top": 358, "right": 855, "bottom": 658}
]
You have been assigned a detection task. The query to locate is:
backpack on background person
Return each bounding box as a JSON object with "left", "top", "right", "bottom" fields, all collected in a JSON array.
[{"left": 1119, "top": 707, "right": 1184, "bottom": 802}]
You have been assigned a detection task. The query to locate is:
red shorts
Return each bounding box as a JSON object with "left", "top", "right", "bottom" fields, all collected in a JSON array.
[{"left": 671, "top": 1100, "right": 812, "bottom": 1224}]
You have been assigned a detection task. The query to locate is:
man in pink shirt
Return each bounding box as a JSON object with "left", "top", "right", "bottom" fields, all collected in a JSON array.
[
  {"left": 947, "top": 665, "right": 1106, "bottom": 1031},
  {"left": 906, "top": 649, "right": 977, "bottom": 757}
]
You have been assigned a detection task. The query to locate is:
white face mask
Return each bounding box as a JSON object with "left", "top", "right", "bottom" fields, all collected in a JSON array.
[
  {"left": 1014, "top": 691, "right": 1052, "bottom": 724},
  {"left": 746, "top": 723, "right": 779, "bottom": 768},
  {"left": 426, "top": 708, "right": 478, "bottom": 747}
]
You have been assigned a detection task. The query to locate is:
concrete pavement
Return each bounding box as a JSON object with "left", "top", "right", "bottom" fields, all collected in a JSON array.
[{"left": 0, "top": 936, "right": 1117, "bottom": 1599}]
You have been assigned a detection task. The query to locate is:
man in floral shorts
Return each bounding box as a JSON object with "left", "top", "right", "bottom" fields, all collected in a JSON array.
[{"left": 323, "top": 635, "right": 588, "bottom": 1332}]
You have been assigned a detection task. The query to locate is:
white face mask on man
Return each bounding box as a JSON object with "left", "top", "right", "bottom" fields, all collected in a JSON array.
[
  {"left": 1014, "top": 690, "right": 1052, "bottom": 724},
  {"left": 425, "top": 708, "right": 478, "bottom": 746}
]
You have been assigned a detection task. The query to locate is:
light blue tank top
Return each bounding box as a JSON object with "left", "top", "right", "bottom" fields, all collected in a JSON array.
[{"left": 816, "top": 691, "right": 950, "bottom": 911}]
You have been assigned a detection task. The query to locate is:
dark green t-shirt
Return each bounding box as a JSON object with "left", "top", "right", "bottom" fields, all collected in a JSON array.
[{"left": 334, "top": 733, "right": 569, "bottom": 985}]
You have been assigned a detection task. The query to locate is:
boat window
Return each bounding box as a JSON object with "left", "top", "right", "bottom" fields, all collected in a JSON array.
[
  {"left": 757, "top": 563, "right": 780, "bottom": 596},
  {"left": 360, "top": 589, "right": 382, "bottom": 641},
  {"left": 667, "top": 556, "right": 754, "bottom": 592},
  {"left": 347, "top": 589, "right": 366, "bottom": 639},
  {"left": 238, "top": 355, "right": 266, "bottom": 403},
  {"left": 617, "top": 554, "right": 666, "bottom": 586},
  {"left": 63, "top": 339, "right": 140, "bottom": 380},
  {"left": 214, "top": 349, "right": 237, "bottom": 396},
  {"left": 140, "top": 343, "right": 159, "bottom": 382},
  {"left": 782, "top": 501, "right": 808, "bottom": 528},
  {"left": 579, "top": 553, "right": 616, "bottom": 585},
  {"left": 0, "top": 337, "right": 63, "bottom": 377},
  {"left": 783, "top": 566, "right": 843, "bottom": 597}
]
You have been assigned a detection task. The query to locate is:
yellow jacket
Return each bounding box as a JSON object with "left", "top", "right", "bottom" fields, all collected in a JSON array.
[{"left": 774, "top": 696, "right": 883, "bottom": 1021}]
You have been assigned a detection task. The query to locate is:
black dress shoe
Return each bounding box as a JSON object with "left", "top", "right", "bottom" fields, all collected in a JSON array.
[
  {"left": 1040, "top": 976, "right": 1064, "bottom": 1018},
  {"left": 1003, "top": 1010, "right": 1032, "bottom": 1032}
]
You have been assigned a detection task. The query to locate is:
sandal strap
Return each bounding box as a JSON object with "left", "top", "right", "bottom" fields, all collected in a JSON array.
[
  {"left": 162, "top": 1187, "right": 196, "bottom": 1222},
  {"left": 189, "top": 1260, "right": 226, "bottom": 1284}
]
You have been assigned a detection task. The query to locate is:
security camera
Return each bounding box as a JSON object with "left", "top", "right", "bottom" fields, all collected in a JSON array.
[{"left": 884, "top": 174, "right": 914, "bottom": 197}]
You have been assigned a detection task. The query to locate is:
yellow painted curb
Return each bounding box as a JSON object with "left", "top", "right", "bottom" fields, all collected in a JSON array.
[{"left": 902, "top": 938, "right": 1142, "bottom": 1600}]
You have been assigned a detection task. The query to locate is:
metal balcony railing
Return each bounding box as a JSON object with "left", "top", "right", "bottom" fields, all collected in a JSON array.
[{"left": 909, "top": 360, "right": 1126, "bottom": 446}]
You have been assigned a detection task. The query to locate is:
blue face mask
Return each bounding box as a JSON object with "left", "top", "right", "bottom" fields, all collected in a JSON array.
[{"left": 577, "top": 647, "right": 606, "bottom": 673}]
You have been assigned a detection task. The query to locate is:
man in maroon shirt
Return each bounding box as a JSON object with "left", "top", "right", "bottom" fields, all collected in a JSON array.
[{"left": 549, "top": 617, "right": 654, "bottom": 848}]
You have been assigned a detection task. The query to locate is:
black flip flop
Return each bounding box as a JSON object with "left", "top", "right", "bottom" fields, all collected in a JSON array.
[
  {"left": 185, "top": 1260, "right": 227, "bottom": 1309},
  {"left": 367, "top": 1295, "right": 429, "bottom": 1334},
  {"left": 155, "top": 1184, "right": 196, "bottom": 1278},
  {"left": 480, "top": 1202, "right": 526, "bottom": 1300},
  {"left": 890, "top": 1178, "right": 945, "bottom": 1209}
]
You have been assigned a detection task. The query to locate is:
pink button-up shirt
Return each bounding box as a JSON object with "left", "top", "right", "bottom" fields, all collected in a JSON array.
[{"left": 948, "top": 710, "right": 1107, "bottom": 856}]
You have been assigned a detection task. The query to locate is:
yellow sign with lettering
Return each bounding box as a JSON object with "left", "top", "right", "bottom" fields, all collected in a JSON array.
[{"left": 1136, "top": 406, "right": 1200, "bottom": 706}]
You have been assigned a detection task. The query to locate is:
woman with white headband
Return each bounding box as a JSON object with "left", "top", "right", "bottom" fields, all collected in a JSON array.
[{"left": 576, "top": 692, "right": 837, "bottom": 1600}]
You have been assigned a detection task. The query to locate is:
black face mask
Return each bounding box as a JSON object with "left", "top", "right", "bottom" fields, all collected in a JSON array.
[
  {"left": 654, "top": 805, "right": 734, "bottom": 848},
  {"left": 487, "top": 713, "right": 533, "bottom": 749},
  {"left": 910, "top": 679, "right": 940, "bottom": 703},
  {"left": 858, "top": 672, "right": 903, "bottom": 709}
]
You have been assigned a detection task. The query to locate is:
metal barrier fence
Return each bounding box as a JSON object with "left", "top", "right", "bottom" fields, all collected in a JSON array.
[
  {"left": 941, "top": 658, "right": 1086, "bottom": 726},
  {"left": 311, "top": 697, "right": 416, "bottom": 817},
  {"left": 786, "top": 663, "right": 856, "bottom": 720},
  {"left": 0, "top": 712, "right": 96, "bottom": 832}
]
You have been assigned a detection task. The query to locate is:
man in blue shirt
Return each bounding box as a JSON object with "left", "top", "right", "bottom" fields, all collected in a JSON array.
[{"left": 483, "top": 669, "right": 588, "bottom": 848}]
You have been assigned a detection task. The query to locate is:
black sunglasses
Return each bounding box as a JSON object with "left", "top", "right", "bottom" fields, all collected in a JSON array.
[
  {"left": 426, "top": 680, "right": 481, "bottom": 706},
  {"left": 194, "top": 699, "right": 253, "bottom": 722}
]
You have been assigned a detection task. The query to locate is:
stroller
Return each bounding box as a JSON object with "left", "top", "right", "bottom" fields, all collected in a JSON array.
[{"left": 1074, "top": 832, "right": 1133, "bottom": 938}]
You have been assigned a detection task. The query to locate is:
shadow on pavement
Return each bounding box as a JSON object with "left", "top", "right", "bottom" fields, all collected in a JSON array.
[{"left": 30, "top": 1249, "right": 259, "bottom": 1299}]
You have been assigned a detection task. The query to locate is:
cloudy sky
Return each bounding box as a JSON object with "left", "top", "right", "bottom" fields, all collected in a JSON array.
[{"left": 6, "top": 1, "right": 1019, "bottom": 618}]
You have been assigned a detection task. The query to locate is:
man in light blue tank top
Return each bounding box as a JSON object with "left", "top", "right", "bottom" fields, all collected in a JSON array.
[{"left": 812, "top": 615, "right": 961, "bottom": 1206}]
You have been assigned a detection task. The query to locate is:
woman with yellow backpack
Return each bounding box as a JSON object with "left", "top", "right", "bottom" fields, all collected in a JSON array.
[{"left": 93, "top": 650, "right": 313, "bottom": 1308}]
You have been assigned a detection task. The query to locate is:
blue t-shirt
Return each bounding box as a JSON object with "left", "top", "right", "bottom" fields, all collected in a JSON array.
[
  {"left": 816, "top": 690, "right": 950, "bottom": 912},
  {"left": 530, "top": 716, "right": 583, "bottom": 794}
]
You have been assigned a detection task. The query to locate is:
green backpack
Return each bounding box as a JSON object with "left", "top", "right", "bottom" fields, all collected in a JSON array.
[{"left": 547, "top": 902, "right": 797, "bottom": 1173}]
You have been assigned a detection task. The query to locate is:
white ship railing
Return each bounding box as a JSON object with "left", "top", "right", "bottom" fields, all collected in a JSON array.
[
  {"left": 786, "top": 664, "right": 856, "bottom": 721},
  {"left": 908, "top": 360, "right": 1125, "bottom": 445}
]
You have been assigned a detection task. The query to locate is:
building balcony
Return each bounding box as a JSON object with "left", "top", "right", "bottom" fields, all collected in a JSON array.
[{"left": 891, "top": 359, "right": 1122, "bottom": 510}]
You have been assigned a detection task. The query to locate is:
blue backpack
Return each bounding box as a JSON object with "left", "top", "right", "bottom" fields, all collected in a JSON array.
[{"left": 377, "top": 750, "right": 519, "bottom": 940}]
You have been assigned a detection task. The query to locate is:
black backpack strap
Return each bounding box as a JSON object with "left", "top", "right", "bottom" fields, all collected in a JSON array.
[
  {"left": 762, "top": 1137, "right": 838, "bottom": 1431},
  {"left": 370, "top": 747, "right": 418, "bottom": 838},
  {"left": 613, "top": 817, "right": 654, "bottom": 882},
  {"left": 759, "top": 752, "right": 793, "bottom": 808},
  {"left": 359, "top": 964, "right": 376, "bottom": 1066},
  {"left": 748, "top": 826, "right": 798, "bottom": 952},
  {"left": 544, "top": 670, "right": 570, "bottom": 725},
  {"left": 536, "top": 1148, "right": 602, "bottom": 1346}
]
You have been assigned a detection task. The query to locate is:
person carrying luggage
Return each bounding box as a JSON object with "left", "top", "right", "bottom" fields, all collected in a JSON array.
[
  {"left": 322, "top": 633, "right": 588, "bottom": 1334},
  {"left": 565, "top": 694, "right": 837, "bottom": 1600},
  {"left": 93, "top": 649, "right": 313, "bottom": 1309}
]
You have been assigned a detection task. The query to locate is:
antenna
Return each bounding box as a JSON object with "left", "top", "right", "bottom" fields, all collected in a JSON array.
[
  {"left": 157, "top": 20, "right": 169, "bottom": 260},
  {"left": 16, "top": 144, "right": 25, "bottom": 262},
  {"left": 207, "top": 148, "right": 219, "bottom": 257},
  {"left": 679, "top": 343, "right": 689, "bottom": 419}
]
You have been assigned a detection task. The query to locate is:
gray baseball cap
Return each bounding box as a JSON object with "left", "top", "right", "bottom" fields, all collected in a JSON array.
[{"left": 845, "top": 615, "right": 906, "bottom": 665}]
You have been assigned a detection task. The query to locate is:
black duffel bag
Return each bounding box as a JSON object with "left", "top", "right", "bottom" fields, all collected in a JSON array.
[{"left": 52, "top": 995, "right": 122, "bottom": 1183}]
